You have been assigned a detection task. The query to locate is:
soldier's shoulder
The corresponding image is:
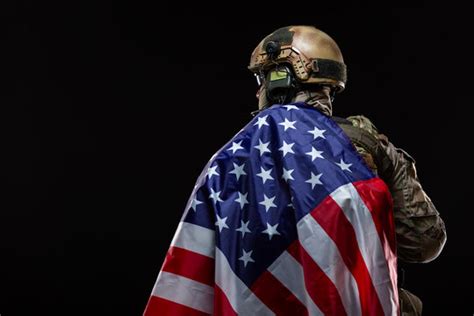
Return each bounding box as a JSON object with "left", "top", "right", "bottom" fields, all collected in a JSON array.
[{"left": 345, "top": 115, "right": 379, "bottom": 137}]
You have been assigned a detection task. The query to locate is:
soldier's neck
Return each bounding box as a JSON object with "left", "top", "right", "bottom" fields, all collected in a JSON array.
[{"left": 292, "top": 90, "right": 333, "bottom": 116}]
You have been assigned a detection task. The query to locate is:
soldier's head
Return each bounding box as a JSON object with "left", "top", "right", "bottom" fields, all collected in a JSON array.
[{"left": 249, "top": 26, "right": 346, "bottom": 116}]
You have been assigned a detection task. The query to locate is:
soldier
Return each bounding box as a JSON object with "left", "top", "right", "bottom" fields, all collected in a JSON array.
[{"left": 248, "top": 25, "right": 447, "bottom": 315}]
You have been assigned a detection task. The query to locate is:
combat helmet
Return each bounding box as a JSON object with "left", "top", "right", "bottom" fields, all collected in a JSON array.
[{"left": 249, "top": 26, "right": 347, "bottom": 108}]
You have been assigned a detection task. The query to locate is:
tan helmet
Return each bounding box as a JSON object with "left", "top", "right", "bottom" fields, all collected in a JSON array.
[{"left": 249, "top": 25, "right": 347, "bottom": 92}]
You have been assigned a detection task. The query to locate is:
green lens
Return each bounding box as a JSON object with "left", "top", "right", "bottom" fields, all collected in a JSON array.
[{"left": 270, "top": 70, "right": 288, "bottom": 81}]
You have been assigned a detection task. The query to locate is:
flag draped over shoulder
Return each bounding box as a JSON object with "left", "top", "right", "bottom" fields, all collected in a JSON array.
[{"left": 144, "top": 103, "right": 399, "bottom": 316}]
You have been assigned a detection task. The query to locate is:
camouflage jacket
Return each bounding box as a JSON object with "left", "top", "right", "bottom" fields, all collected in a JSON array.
[
  {"left": 335, "top": 115, "right": 447, "bottom": 315},
  {"left": 336, "top": 115, "right": 447, "bottom": 263}
]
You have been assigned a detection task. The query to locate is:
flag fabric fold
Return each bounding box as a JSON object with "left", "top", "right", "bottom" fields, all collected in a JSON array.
[{"left": 144, "top": 103, "right": 399, "bottom": 316}]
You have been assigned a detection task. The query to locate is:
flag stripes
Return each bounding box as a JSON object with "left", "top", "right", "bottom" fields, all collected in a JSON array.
[{"left": 145, "top": 178, "right": 397, "bottom": 315}]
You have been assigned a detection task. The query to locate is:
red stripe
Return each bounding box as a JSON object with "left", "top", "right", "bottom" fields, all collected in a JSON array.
[
  {"left": 214, "top": 284, "right": 238, "bottom": 316},
  {"left": 354, "top": 178, "right": 397, "bottom": 253},
  {"left": 143, "top": 295, "right": 210, "bottom": 316},
  {"left": 354, "top": 178, "right": 399, "bottom": 311},
  {"left": 287, "top": 242, "right": 347, "bottom": 316},
  {"left": 251, "top": 270, "right": 308, "bottom": 316},
  {"left": 311, "top": 195, "right": 385, "bottom": 316},
  {"left": 161, "top": 246, "right": 214, "bottom": 286}
]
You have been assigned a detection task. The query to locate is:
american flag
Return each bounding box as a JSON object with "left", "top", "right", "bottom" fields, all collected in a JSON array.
[{"left": 144, "top": 103, "right": 399, "bottom": 315}]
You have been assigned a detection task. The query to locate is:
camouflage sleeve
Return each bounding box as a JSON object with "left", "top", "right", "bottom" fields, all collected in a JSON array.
[
  {"left": 347, "top": 115, "right": 447, "bottom": 263},
  {"left": 379, "top": 135, "right": 447, "bottom": 263}
]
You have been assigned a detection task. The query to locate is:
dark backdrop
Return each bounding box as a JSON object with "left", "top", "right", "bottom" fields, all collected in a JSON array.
[{"left": 2, "top": 2, "right": 473, "bottom": 315}]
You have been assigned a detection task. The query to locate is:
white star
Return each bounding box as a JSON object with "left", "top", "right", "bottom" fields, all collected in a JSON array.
[
  {"left": 306, "top": 146, "right": 324, "bottom": 161},
  {"left": 279, "top": 141, "right": 295, "bottom": 157},
  {"left": 215, "top": 214, "right": 229, "bottom": 232},
  {"left": 209, "top": 188, "right": 223, "bottom": 204},
  {"left": 279, "top": 118, "right": 297, "bottom": 131},
  {"left": 254, "top": 139, "right": 271, "bottom": 156},
  {"left": 259, "top": 194, "right": 276, "bottom": 212},
  {"left": 191, "top": 198, "right": 203, "bottom": 211},
  {"left": 235, "top": 192, "right": 249, "bottom": 209},
  {"left": 306, "top": 172, "right": 323, "bottom": 189},
  {"left": 254, "top": 115, "right": 269, "bottom": 129},
  {"left": 283, "top": 105, "right": 299, "bottom": 111},
  {"left": 308, "top": 126, "right": 326, "bottom": 139},
  {"left": 262, "top": 223, "right": 281, "bottom": 240},
  {"left": 282, "top": 168, "right": 294, "bottom": 182},
  {"left": 257, "top": 166, "right": 274, "bottom": 184},
  {"left": 227, "top": 141, "right": 244, "bottom": 154},
  {"left": 336, "top": 158, "right": 352, "bottom": 172},
  {"left": 238, "top": 249, "right": 255, "bottom": 267},
  {"left": 207, "top": 165, "right": 219, "bottom": 179},
  {"left": 229, "top": 162, "right": 246, "bottom": 180},
  {"left": 236, "top": 220, "right": 251, "bottom": 238}
]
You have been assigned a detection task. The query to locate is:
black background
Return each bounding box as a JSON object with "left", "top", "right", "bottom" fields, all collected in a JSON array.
[{"left": 2, "top": 1, "right": 473, "bottom": 315}]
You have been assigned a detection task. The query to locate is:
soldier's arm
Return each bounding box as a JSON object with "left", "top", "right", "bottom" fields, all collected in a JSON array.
[
  {"left": 346, "top": 115, "right": 447, "bottom": 263},
  {"left": 378, "top": 135, "right": 447, "bottom": 263}
]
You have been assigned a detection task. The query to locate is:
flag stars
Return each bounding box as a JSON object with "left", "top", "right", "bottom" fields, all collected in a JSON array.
[
  {"left": 227, "top": 141, "right": 244, "bottom": 154},
  {"left": 254, "top": 115, "right": 269, "bottom": 129},
  {"left": 207, "top": 165, "right": 219, "bottom": 179},
  {"left": 282, "top": 168, "right": 295, "bottom": 182},
  {"left": 238, "top": 249, "right": 255, "bottom": 267},
  {"left": 308, "top": 126, "right": 326, "bottom": 139},
  {"left": 236, "top": 220, "right": 251, "bottom": 238},
  {"left": 191, "top": 198, "right": 203, "bottom": 212},
  {"left": 306, "top": 146, "right": 324, "bottom": 161},
  {"left": 257, "top": 166, "right": 274, "bottom": 184},
  {"left": 283, "top": 105, "right": 300, "bottom": 111},
  {"left": 336, "top": 158, "right": 353, "bottom": 172},
  {"left": 209, "top": 188, "right": 223, "bottom": 204},
  {"left": 278, "top": 118, "right": 297, "bottom": 131},
  {"left": 230, "top": 162, "right": 246, "bottom": 180},
  {"left": 254, "top": 139, "right": 271, "bottom": 156},
  {"left": 259, "top": 194, "right": 277, "bottom": 212},
  {"left": 262, "top": 223, "right": 281, "bottom": 240},
  {"left": 279, "top": 141, "right": 295, "bottom": 157},
  {"left": 215, "top": 214, "right": 229, "bottom": 233},
  {"left": 235, "top": 192, "right": 249, "bottom": 209},
  {"left": 306, "top": 172, "right": 323, "bottom": 189}
]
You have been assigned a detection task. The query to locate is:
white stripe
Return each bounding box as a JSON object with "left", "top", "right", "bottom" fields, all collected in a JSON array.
[
  {"left": 171, "top": 222, "right": 215, "bottom": 258},
  {"left": 152, "top": 271, "right": 214, "bottom": 314},
  {"left": 268, "top": 251, "right": 323, "bottom": 315},
  {"left": 297, "top": 213, "right": 362, "bottom": 316},
  {"left": 215, "top": 248, "right": 274, "bottom": 316},
  {"left": 331, "top": 183, "right": 397, "bottom": 315}
]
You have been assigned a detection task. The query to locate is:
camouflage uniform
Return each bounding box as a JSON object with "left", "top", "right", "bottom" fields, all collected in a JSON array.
[
  {"left": 344, "top": 116, "right": 447, "bottom": 264},
  {"left": 337, "top": 115, "right": 447, "bottom": 315}
]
